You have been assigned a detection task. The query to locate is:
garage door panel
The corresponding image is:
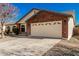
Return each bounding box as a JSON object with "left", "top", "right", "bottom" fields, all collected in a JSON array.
[{"left": 31, "top": 21, "right": 62, "bottom": 38}]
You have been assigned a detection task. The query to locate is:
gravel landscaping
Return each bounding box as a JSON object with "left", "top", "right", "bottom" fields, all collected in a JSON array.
[{"left": 43, "top": 36, "right": 79, "bottom": 56}]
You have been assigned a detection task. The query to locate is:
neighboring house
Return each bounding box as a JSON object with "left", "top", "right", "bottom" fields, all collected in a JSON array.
[
  {"left": 0, "top": 23, "right": 16, "bottom": 33},
  {"left": 5, "top": 23, "right": 16, "bottom": 33},
  {"left": 25, "top": 8, "right": 75, "bottom": 40}
]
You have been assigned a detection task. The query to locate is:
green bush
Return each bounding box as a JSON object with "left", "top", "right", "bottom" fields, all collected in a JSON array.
[{"left": 12, "top": 26, "right": 19, "bottom": 35}]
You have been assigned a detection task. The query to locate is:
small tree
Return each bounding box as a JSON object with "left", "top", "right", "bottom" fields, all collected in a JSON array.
[{"left": 0, "top": 3, "right": 19, "bottom": 38}]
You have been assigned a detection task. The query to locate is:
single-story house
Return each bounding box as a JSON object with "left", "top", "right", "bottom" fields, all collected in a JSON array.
[{"left": 15, "top": 8, "right": 75, "bottom": 40}]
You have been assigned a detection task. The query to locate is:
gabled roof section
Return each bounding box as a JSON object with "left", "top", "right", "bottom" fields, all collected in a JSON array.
[
  {"left": 15, "top": 8, "right": 40, "bottom": 24},
  {"left": 39, "top": 9, "right": 73, "bottom": 17},
  {"left": 16, "top": 8, "right": 74, "bottom": 23},
  {"left": 27, "top": 8, "right": 73, "bottom": 21},
  {"left": 26, "top": 9, "right": 74, "bottom": 23},
  {"left": 31, "top": 8, "right": 73, "bottom": 17}
]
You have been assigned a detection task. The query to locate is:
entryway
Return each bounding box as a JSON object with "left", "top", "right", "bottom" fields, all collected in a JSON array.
[
  {"left": 20, "top": 23, "right": 27, "bottom": 33},
  {"left": 21, "top": 25, "right": 25, "bottom": 32}
]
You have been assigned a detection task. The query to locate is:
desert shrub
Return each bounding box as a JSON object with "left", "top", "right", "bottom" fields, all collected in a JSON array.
[{"left": 73, "top": 27, "right": 79, "bottom": 35}]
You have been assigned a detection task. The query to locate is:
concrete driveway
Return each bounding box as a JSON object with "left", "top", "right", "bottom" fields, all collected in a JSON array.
[{"left": 0, "top": 37, "right": 61, "bottom": 56}]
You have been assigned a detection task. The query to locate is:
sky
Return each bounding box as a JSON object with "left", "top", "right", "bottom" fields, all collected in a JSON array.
[{"left": 12, "top": 3, "right": 79, "bottom": 25}]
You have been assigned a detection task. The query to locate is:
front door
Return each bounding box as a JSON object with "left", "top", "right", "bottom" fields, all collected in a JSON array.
[{"left": 21, "top": 24, "right": 25, "bottom": 32}]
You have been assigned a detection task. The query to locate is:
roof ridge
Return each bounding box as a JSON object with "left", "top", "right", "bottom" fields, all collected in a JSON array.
[{"left": 31, "top": 8, "right": 73, "bottom": 16}]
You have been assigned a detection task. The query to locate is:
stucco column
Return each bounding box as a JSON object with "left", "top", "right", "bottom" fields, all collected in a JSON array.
[{"left": 27, "top": 22, "right": 31, "bottom": 35}]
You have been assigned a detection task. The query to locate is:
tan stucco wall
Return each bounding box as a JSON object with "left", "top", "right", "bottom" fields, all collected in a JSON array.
[
  {"left": 0, "top": 26, "right": 5, "bottom": 33},
  {"left": 68, "top": 17, "right": 74, "bottom": 40}
]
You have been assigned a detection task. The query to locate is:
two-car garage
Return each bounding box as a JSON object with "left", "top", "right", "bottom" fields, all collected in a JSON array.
[
  {"left": 26, "top": 9, "right": 74, "bottom": 40},
  {"left": 31, "top": 21, "right": 62, "bottom": 38}
]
